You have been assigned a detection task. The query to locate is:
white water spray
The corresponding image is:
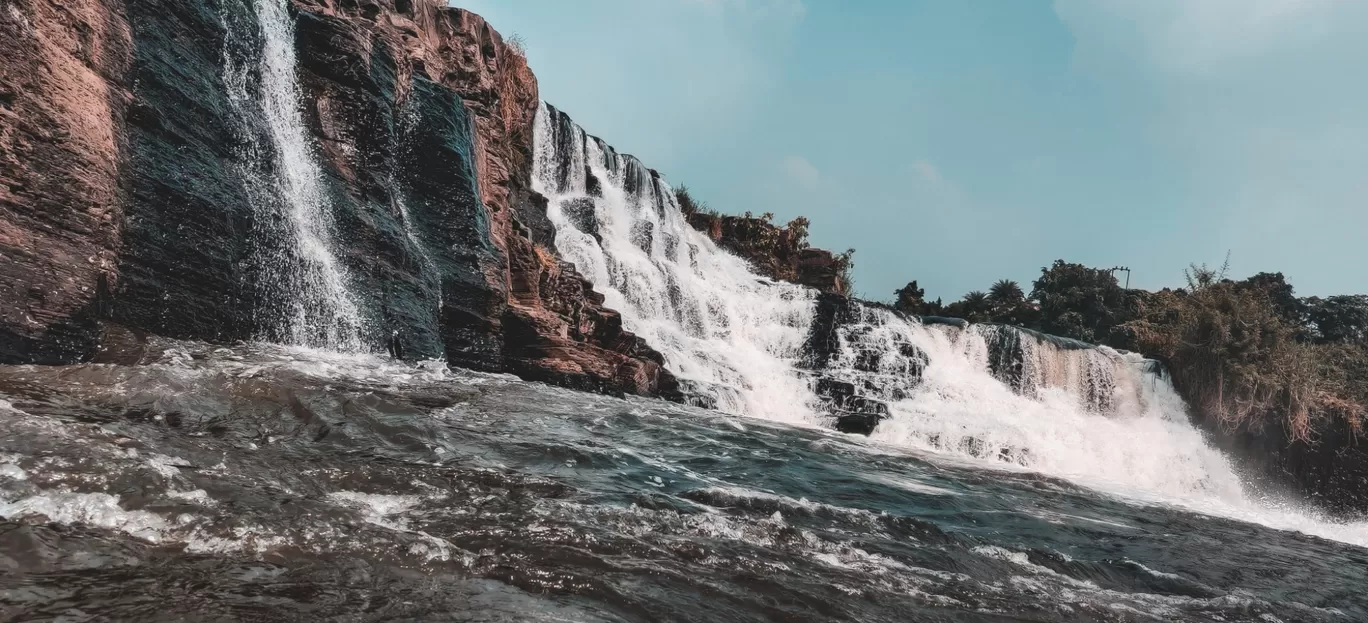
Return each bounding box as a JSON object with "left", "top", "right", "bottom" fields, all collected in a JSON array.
[
  {"left": 532, "top": 103, "right": 818, "bottom": 423},
  {"left": 532, "top": 102, "right": 1368, "bottom": 544},
  {"left": 222, "top": 0, "right": 367, "bottom": 350},
  {"left": 822, "top": 306, "right": 1246, "bottom": 503}
]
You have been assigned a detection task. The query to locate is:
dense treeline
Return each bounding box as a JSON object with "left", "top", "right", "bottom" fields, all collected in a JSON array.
[{"left": 895, "top": 261, "right": 1368, "bottom": 444}]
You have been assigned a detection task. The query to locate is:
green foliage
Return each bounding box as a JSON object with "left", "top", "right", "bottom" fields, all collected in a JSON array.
[
  {"left": 894, "top": 281, "right": 928, "bottom": 314},
  {"left": 1031, "top": 260, "right": 1138, "bottom": 344},
  {"left": 891, "top": 258, "right": 1366, "bottom": 444},
  {"left": 893, "top": 280, "right": 945, "bottom": 316},
  {"left": 947, "top": 291, "right": 993, "bottom": 323},
  {"left": 987, "top": 279, "right": 1035, "bottom": 326},
  {"left": 989, "top": 279, "right": 1024, "bottom": 304},
  {"left": 1237, "top": 272, "right": 1305, "bottom": 327},
  {"left": 835, "top": 248, "right": 856, "bottom": 295},
  {"left": 673, "top": 185, "right": 713, "bottom": 217},
  {"left": 785, "top": 216, "right": 811, "bottom": 249},
  {"left": 1120, "top": 267, "right": 1359, "bottom": 442},
  {"left": 1304, "top": 295, "right": 1368, "bottom": 346}
]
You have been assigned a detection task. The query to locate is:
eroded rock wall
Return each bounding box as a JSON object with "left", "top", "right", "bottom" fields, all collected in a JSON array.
[
  {"left": 0, "top": 0, "right": 676, "bottom": 397},
  {"left": 0, "top": 0, "right": 131, "bottom": 363},
  {"left": 686, "top": 212, "right": 848, "bottom": 295}
]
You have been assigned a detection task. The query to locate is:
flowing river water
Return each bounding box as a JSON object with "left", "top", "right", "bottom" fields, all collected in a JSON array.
[
  {"left": 1, "top": 1, "right": 1365, "bottom": 619},
  {"left": 0, "top": 343, "right": 1364, "bottom": 621}
]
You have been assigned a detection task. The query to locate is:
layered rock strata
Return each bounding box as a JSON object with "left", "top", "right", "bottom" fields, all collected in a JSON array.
[{"left": 0, "top": 0, "right": 676, "bottom": 397}]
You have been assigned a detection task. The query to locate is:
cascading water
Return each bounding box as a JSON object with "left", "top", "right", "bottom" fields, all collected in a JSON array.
[
  {"left": 221, "top": 0, "right": 367, "bottom": 350},
  {"left": 821, "top": 305, "right": 1246, "bottom": 503},
  {"left": 532, "top": 102, "right": 1365, "bottom": 535},
  {"left": 532, "top": 103, "right": 819, "bottom": 423}
]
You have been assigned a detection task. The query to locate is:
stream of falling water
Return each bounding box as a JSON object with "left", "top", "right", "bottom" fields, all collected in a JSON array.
[
  {"left": 532, "top": 103, "right": 819, "bottom": 423},
  {"left": 532, "top": 100, "right": 1368, "bottom": 548},
  {"left": 221, "top": 0, "right": 367, "bottom": 350}
]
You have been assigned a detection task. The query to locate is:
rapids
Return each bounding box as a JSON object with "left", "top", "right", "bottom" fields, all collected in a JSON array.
[
  {"left": 0, "top": 344, "right": 1364, "bottom": 621},
  {"left": 1, "top": 4, "right": 1366, "bottom": 620}
]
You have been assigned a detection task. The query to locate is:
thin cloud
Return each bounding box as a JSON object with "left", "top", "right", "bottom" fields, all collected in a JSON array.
[
  {"left": 779, "top": 155, "right": 821, "bottom": 187},
  {"left": 910, "top": 159, "right": 942, "bottom": 184}
]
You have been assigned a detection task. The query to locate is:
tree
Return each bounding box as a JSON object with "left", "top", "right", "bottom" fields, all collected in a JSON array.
[
  {"left": 673, "top": 185, "right": 708, "bottom": 216},
  {"left": 987, "top": 279, "right": 1034, "bottom": 326},
  {"left": 785, "top": 216, "right": 810, "bottom": 249},
  {"left": 988, "top": 279, "right": 1024, "bottom": 305},
  {"left": 834, "top": 249, "right": 856, "bottom": 295},
  {"left": 945, "top": 291, "right": 993, "bottom": 323},
  {"left": 1304, "top": 295, "right": 1368, "bottom": 346},
  {"left": 1237, "top": 272, "right": 1305, "bottom": 328},
  {"left": 1031, "top": 260, "right": 1136, "bottom": 344},
  {"left": 894, "top": 280, "right": 928, "bottom": 315}
]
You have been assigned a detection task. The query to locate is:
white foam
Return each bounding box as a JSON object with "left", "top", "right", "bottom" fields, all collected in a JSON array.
[
  {"left": 0, "top": 464, "right": 28, "bottom": 481},
  {"left": 0, "top": 492, "right": 169, "bottom": 543},
  {"left": 533, "top": 103, "right": 819, "bottom": 424},
  {"left": 328, "top": 491, "right": 421, "bottom": 530},
  {"left": 166, "top": 489, "right": 216, "bottom": 505}
]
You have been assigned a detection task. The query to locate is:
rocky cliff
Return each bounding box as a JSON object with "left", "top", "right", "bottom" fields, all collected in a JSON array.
[
  {"left": 685, "top": 211, "right": 850, "bottom": 296},
  {"left": 0, "top": 0, "right": 130, "bottom": 363},
  {"left": 0, "top": 0, "right": 677, "bottom": 397}
]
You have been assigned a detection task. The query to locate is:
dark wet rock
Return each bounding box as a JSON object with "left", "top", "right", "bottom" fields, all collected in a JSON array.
[
  {"left": 561, "top": 197, "right": 601, "bottom": 243},
  {"left": 801, "top": 292, "right": 860, "bottom": 370},
  {"left": 0, "top": 0, "right": 677, "bottom": 398},
  {"left": 630, "top": 220, "right": 655, "bottom": 254},
  {"left": 834, "top": 410, "right": 886, "bottom": 436},
  {"left": 814, "top": 376, "right": 890, "bottom": 436},
  {"left": 673, "top": 379, "right": 735, "bottom": 411}
]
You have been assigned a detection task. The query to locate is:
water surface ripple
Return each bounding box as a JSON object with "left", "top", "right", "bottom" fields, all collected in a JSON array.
[{"left": 0, "top": 344, "right": 1363, "bottom": 621}]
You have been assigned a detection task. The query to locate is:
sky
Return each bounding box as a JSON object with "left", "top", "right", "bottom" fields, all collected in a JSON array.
[{"left": 452, "top": 0, "right": 1368, "bottom": 302}]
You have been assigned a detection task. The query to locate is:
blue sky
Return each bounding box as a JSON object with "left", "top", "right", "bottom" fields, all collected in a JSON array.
[{"left": 453, "top": 0, "right": 1368, "bottom": 301}]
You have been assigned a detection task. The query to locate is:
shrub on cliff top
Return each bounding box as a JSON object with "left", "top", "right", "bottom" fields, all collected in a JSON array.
[
  {"left": 835, "top": 249, "right": 856, "bottom": 295},
  {"left": 674, "top": 185, "right": 713, "bottom": 217},
  {"left": 1121, "top": 265, "right": 1366, "bottom": 442},
  {"left": 506, "top": 33, "right": 527, "bottom": 58}
]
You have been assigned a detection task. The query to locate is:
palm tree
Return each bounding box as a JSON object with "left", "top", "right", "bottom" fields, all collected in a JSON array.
[
  {"left": 987, "top": 279, "right": 1033, "bottom": 325},
  {"left": 962, "top": 291, "right": 992, "bottom": 322},
  {"left": 988, "top": 280, "right": 1024, "bottom": 306}
]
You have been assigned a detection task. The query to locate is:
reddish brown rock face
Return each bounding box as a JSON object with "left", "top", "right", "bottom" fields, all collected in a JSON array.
[
  {"left": 289, "top": 0, "right": 677, "bottom": 396},
  {"left": 0, "top": 0, "right": 677, "bottom": 398},
  {"left": 0, "top": 0, "right": 131, "bottom": 362},
  {"left": 686, "top": 212, "right": 850, "bottom": 296}
]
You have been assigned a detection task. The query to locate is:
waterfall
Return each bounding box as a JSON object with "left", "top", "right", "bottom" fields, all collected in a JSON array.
[
  {"left": 221, "top": 0, "right": 367, "bottom": 351},
  {"left": 532, "top": 103, "right": 819, "bottom": 423},
  {"left": 823, "top": 306, "right": 1246, "bottom": 503},
  {"left": 531, "top": 101, "right": 1256, "bottom": 509}
]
